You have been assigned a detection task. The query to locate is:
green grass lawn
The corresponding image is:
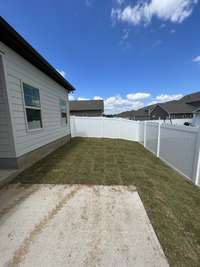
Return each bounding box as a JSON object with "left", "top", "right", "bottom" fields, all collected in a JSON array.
[{"left": 13, "top": 137, "right": 200, "bottom": 267}]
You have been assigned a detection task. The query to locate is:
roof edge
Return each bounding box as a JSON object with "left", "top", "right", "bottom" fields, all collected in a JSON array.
[
  {"left": 154, "top": 104, "right": 170, "bottom": 115},
  {"left": 0, "top": 17, "right": 75, "bottom": 92}
]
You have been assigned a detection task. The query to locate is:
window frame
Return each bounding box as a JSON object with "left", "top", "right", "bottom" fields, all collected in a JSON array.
[
  {"left": 21, "top": 81, "right": 43, "bottom": 132},
  {"left": 59, "top": 98, "right": 68, "bottom": 126}
]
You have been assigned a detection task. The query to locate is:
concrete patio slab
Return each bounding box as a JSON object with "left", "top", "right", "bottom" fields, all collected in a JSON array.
[{"left": 0, "top": 184, "right": 169, "bottom": 267}]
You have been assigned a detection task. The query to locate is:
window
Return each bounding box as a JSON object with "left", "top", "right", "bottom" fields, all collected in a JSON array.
[
  {"left": 60, "top": 99, "right": 67, "bottom": 125},
  {"left": 23, "top": 83, "right": 42, "bottom": 130}
]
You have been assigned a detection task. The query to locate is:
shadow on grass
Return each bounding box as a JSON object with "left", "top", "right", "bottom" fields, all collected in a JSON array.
[{"left": 11, "top": 138, "right": 84, "bottom": 185}]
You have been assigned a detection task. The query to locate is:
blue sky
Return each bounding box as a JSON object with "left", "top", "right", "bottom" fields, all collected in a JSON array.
[{"left": 1, "top": 0, "right": 200, "bottom": 113}]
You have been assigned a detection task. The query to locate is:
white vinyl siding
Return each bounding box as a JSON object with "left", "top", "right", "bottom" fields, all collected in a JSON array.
[
  {"left": 0, "top": 41, "right": 70, "bottom": 157},
  {"left": 0, "top": 54, "right": 15, "bottom": 158}
]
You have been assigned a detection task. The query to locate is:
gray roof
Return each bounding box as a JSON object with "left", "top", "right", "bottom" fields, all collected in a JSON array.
[
  {"left": 194, "top": 108, "right": 200, "bottom": 113},
  {"left": 132, "top": 104, "right": 156, "bottom": 117},
  {"left": 117, "top": 91, "right": 200, "bottom": 118},
  {"left": 181, "top": 92, "right": 200, "bottom": 104},
  {"left": 70, "top": 100, "right": 104, "bottom": 112},
  {"left": 158, "top": 100, "right": 195, "bottom": 114}
]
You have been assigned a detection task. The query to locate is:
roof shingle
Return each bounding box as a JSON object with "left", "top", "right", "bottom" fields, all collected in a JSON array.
[{"left": 70, "top": 100, "right": 104, "bottom": 111}]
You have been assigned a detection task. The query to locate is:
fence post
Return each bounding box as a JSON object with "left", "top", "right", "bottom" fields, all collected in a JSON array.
[
  {"left": 144, "top": 121, "right": 147, "bottom": 147},
  {"left": 157, "top": 121, "right": 161, "bottom": 158},
  {"left": 70, "top": 116, "right": 74, "bottom": 137},
  {"left": 194, "top": 129, "right": 200, "bottom": 186}
]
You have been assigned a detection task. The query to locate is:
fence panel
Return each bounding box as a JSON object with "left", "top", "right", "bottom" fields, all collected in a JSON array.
[
  {"left": 102, "top": 118, "right": 121, "bottom": 139},
  {"left": 139, "top": 122, "right": 144, "bottom": 144},
  {"left": 144, "top": 118, "right": 192, "bottom": 126},
  {"left": 70, "top": 116, "right": 140, "bottom": 141},
  {"left": 159, "top": 124, "right": 199, "bottom": 182},
  {"left": 146, "top": 122, "right": 159, "bottom": 155},
  {"left": 71, "top": 117, "right": 102, "bottom": 138},
  {"left": 70, "top": 116, "right": 200, "bottom": 186},
  {"left": 119, "top": 119, "right": 139, "bottom": 141}
]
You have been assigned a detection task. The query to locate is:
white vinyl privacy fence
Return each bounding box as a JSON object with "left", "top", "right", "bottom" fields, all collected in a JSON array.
[
  {"left": 143, "top": 122, "right": 200, "bottom": 185},
  {"left": 70, "top": 116, "right": 139, "bottom": 141},
  {"left": 70, "top": 116, "right": 200, "bottom": 186}
]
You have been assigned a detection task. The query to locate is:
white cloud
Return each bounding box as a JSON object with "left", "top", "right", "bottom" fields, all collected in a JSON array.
[
  {"left": 56, "top": 69, "right": 66, "bottom": 77},
  {"left": 77, "top": 97, "right": 90, "bottom": 100},
  {"left": 111, "top": 0, "right": 198, "bottom": 26},
  {"left": 126, "top": 92, "right": 151, "bottom": 101},
  {"left": 149, "top": 94, "right": 183, "bottom": 105},
  {"left": 69, "top": 95, "right": 75, "bottom": 101},
  {"left": 156, "top": 94, "right": 183, "bottom": 102},
  {"left": 104, "top": 95, "right": 144, "bottom": 114},
  {"left": 93, "top": 96, "right": 103, "bottom": 100},
  {"left": 69, "top": 92, "right": 185, "bottom": 114},
  {"left": 193, "top": 56, "right": 200, "bottom": 63},
  {"left": 69, "top": 92, "right": 151, "bottom": 114}
]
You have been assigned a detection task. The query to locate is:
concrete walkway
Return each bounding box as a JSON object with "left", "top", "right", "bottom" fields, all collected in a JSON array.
[{"left": 0, "top": 184, "right": 169, "bottom": 267}]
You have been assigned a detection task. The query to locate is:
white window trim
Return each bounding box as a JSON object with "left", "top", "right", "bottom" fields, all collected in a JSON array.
[
  {"left": 60, "top": 98, "right": 68, "bottom": 127},
  {"left": 21, "top": 80, "right": 44, "bottom": 132}
]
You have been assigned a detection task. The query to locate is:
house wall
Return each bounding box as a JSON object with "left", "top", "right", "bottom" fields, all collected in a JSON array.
[
  {"left": 0, "top": 42, "right": 71, "bottom": 161},
  {"left": 0, "top": 54, "right": 16, "bottom": 161},
  {"left": 170, "top": 113, "right": 193, "bottom": 119},
  {"left": 150, "top": 105, "right": 169, "bottom": 120},
  {"left": 134, "top": 115, "right": 150, "bottom": 121},
  {"left": 70, "top": 110, "right": 103, "bottom": 117}
]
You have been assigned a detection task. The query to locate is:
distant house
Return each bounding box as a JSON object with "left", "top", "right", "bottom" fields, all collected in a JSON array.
[
  {"left": 118, "top": 104, "right": 156, "bottom": 121},
  {"left": 118, "top": 92, "right": 200, "bottom": 121},
  {"left": 192, "top": 108, "right": 200, "bottom": 127},
  {"left": 151, "top": 100, "right": 195, "bottom": 120},
  {"left": 181, "top": 91, "right": 200, "bottom": 108},
  {"left": 70, "top": 100, "right": 104, "bottom": 117},
  {"left": 0, "top": 17, "right": 75, "bottom": 169}
]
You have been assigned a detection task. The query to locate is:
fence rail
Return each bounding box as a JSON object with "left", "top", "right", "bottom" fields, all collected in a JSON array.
[{"left": 70, "top": 116, "right": 200, "bottom": 186}]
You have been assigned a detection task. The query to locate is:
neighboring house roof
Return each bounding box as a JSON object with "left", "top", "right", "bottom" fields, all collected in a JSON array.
[
  {"left": 70, "top": 100, "right": 104, "bottom": 112},
  {"left": 118, "top": 105, "right": 156, "bottom": 118},
  {"left": 117, "top": 91, "right": 200, "bottom": 118},
  {"left": 181, "top": 92, "right": 200, "bottom": 104},
  {"left": 132, "top": 104, "right": 156, "bottom": 117},
  {"left": 193, "top": 108, "right": 200, "bottom": 113},
  {"left": 158, "top": 100, "right": 195, "bottom": 114},
  {"left": 0, "top": 17, "right": 75, "bottom": 92}
]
